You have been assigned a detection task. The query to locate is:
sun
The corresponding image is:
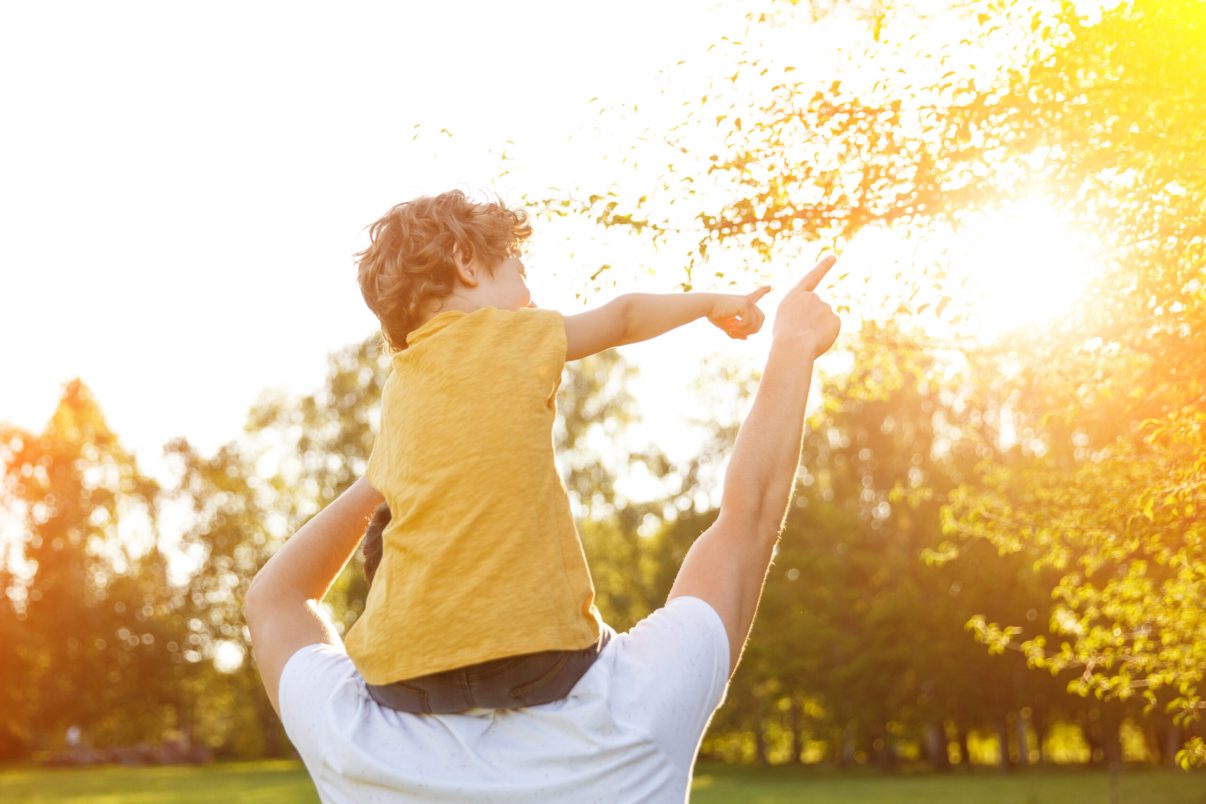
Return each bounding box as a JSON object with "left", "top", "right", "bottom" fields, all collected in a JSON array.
[{"left": 951, "top": 195, "right": 1105, "bottom": 341}]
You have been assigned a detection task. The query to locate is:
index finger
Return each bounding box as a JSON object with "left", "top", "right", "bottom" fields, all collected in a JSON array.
[
  {"left": 747, "top": 285, "right": 772, "bottom": 304},
  {"left": 798, "top": 254, "right": 837, "bottom": 292}
]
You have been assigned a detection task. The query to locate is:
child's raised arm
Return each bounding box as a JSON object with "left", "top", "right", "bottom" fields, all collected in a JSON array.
[{"left": 564, "top": 288, "right": 771, "bottom": 361}]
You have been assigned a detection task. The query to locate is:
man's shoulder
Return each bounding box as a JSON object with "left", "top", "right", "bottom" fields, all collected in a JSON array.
[
  {"left": 607, "top": 599, "right": 730, "bottom": 771},
  {"left": 280, "top": 644, "right": 357, "bottom": 715},
  {"left": 281, "top": 644, "right": 356, "bottom": 701},
  {"left": 276, "top": 643, "right": 359, "bottom": 762}
]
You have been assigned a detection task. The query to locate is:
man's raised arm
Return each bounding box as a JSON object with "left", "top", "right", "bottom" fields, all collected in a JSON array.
[
  {"left": 667, "top": 255, "right": 840, "bottom": 675},
  {"left": 244, "top": 476, "right": 384, "bottom": 714}
]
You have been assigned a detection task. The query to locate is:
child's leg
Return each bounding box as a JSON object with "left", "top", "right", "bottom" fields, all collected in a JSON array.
[
  {"left": 500, "top": 629, "right": 613, "bottom": 708},
  {"left": 366, "top": 630, "right": 612, "bottom": 714}
]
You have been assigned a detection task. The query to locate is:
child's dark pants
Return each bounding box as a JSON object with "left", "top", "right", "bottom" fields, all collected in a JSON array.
[{"left": 366, "top": 629, "right": 612, "bottom": 714}]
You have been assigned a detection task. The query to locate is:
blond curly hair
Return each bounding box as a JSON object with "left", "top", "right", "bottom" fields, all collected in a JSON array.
[{"left": 356, "top": 190, "right": 533, "bottom": 352}]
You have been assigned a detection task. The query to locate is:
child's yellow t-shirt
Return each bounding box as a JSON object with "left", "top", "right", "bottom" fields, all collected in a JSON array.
[{"left": 346, "top": 306, "right": 603, "bottom": 685}]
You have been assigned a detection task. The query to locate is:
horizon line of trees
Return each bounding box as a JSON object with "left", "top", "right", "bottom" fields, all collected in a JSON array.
[{"left": 0, "top": 326, "right": 1198, "bottom": 770}]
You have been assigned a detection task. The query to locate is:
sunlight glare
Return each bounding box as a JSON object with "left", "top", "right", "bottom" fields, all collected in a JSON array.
[
  {"left": 954, "top": 196, "right": 1104, "bottom": 340},
  {"left": 213, "top": 640, "right": 246, "bottom": 673}
]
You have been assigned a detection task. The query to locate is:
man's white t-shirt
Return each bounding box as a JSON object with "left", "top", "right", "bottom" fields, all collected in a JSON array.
[{"left": 279, "top": 596, "right": 730, "bottom": 803}]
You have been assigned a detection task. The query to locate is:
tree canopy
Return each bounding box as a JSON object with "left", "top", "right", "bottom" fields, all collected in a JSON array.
[{"left": 541, "top": 0, "right": 1205, "bottom": 766}]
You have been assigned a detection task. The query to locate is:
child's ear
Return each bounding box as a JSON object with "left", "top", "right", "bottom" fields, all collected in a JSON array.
[{"left": 452, "top": 246, "right": 479, "bottom": 287}]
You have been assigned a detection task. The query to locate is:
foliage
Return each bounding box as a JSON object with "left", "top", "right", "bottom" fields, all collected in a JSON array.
[
  {"left": 555, "top": 0, "right": 1206, "bottom": 764},
  {"left": 946, "top": 410, "right": 1205, "bottom": 731},
  {"left": 932, "top": 0, "right": 1205, "bottom": 760},
  {"left": 0, "top": 381, "right": 179, "bottom": 753}
]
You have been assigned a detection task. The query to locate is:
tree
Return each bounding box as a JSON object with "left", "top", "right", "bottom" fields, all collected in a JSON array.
[
  {"left": 931, "top": 0, "right": 1206, "bottom": 766},
  {"left": 548, "top": 0, "right": 1204, "bottom": 766},
  {"left": 161, "top": 335, "right": 389, "bottom": 755},
  {"left": 0, "top": 380, "right": 176, "bottom": 749},
  {"left": 240, "top": 336, "right": 387, "bottom": 634}
]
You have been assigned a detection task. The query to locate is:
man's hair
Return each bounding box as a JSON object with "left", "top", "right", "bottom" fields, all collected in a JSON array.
[
  {"left": 363, "top": 502, "right": 391, "bottom": 587},
  {"left": 356, "top": 190, "right": 533, "bottom": 352}
]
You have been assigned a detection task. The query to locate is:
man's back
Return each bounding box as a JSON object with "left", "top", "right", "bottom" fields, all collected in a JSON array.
[
  {"left": 281, "top": 598, "right": 728, "bottom": 803},
  {"left": 246, "top": 255, "right": 840, "bottom": 803}
]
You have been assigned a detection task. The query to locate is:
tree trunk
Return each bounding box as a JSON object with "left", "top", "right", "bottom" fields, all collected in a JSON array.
[
  {"left": 1084, "top": 717, "right": 1103, "bottom": 766},
  {"left": 839, "top": 728, "right": 857, "bottom": 768},
  {"left": 1031, "top": 707, "right": 1048, "bottom": 766},
  {"left": 957, "top": 724, "right": 973, "bottom": 766},
  {"left": 1015, "top": 710, "right": 1031, "bottom": 768},
  {"left": 874, "top": 723, "right": 897, "bottom": 773},
  {"left": 924, "top": 722, "right": 951, "bottom": 771},
  {"left": 1144, "top": 725, "right": 1162, "bottom": 766},
  {"left": 997, "top": 715, "right": 1014, "bottom": 773},
  {"left": 1106, "top": 711, "right": 1123, "bottom": 804},
  {"left": 1103, "top": 709, "right": 1123, "bottom": 769},
  {"left": 1165, "top": 726, "right": 1183, "bottom": 769},
  {"left": 789, "top": 700, "right": 803, "bottom": 764},
  {"left": 754, "top": 720, "right": 769, "bottom": 766}
]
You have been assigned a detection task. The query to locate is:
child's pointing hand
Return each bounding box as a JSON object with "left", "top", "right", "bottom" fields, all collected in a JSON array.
[{"left": 708, "top": 286, "right": 772, "bottom": 340}]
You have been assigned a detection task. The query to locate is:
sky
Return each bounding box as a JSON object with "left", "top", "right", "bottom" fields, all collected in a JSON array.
[
  {"left": 1, "top": 1, "right": 765, "bottom": 482},
  {"left": 0, "top": 0, "right": 1120, "bottom": 674},
  {"left": 1, "top": 0, "right": 1105, "bottom": 498}
]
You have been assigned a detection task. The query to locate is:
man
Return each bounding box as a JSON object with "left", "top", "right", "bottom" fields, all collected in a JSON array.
[{"left": 244, "top": 255, "right": 841, "bottom": 802}]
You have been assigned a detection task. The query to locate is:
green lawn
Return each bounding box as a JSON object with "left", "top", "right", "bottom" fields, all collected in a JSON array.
[
  {"left": 0, "top": 761, "right": 1202, "bottom": 803},
  {"left": 0, "top": 761, "right": 315, "bottom": 803},
  {"left": 691, "top": 764, "right": 1206, "bottom": 804}
]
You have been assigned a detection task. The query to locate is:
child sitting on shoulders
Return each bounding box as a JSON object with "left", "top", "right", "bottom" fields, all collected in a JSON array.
[{"left": 349, "top": 189, "right": 769, "bottom": 713}]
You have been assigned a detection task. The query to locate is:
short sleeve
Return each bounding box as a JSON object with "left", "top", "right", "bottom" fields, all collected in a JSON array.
[
  {"left": 520, "top": 306, "right": 564, "bottom": 353},
  {"left": 524, "top": 307, "right": 566, "bottom": 357},
  {"left": 500, "top": 308, "right": 566, "bottom": 398},
  {"left": 608, "top": 597, "right": 731, "bottom": 772},
  {"left": 278, "top": 643, "right": 358, "bottom": 763}
]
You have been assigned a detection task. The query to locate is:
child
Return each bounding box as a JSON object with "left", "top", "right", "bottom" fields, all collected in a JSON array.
[{"left": 348, "top": 189, "right": 769, "bottom": 713}]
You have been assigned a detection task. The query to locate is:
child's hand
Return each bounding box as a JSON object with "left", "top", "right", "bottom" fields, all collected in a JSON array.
[{"left": 707, "top": 286, "right": 771, "bottom": 340}]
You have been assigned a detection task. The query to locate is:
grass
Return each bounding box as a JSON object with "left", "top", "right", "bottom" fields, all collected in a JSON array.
[
  {"left": 0, "top": 761, "right": 317, "bottom": 804},
  {"left": 690, "top": 764, "right": 1206, "bottom": 804},
  {"left": 0, "top": 761, "right": 1202, "bottom": 803}
]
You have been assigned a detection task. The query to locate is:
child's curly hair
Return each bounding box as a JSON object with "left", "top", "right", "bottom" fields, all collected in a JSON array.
[{"left": 356, "top": 190, "right": 533, "bottom": 352}]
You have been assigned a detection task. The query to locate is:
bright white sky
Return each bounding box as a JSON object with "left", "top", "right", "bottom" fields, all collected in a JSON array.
[
  {"left": 1, "top": 0, "right": 1104, "bottom": 492},
  {"left": 0, "top": 1, "right": 1116, "bottom": 674},
  {"left": 0, "top": 1, "right": 766, "bottom": 481}
]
